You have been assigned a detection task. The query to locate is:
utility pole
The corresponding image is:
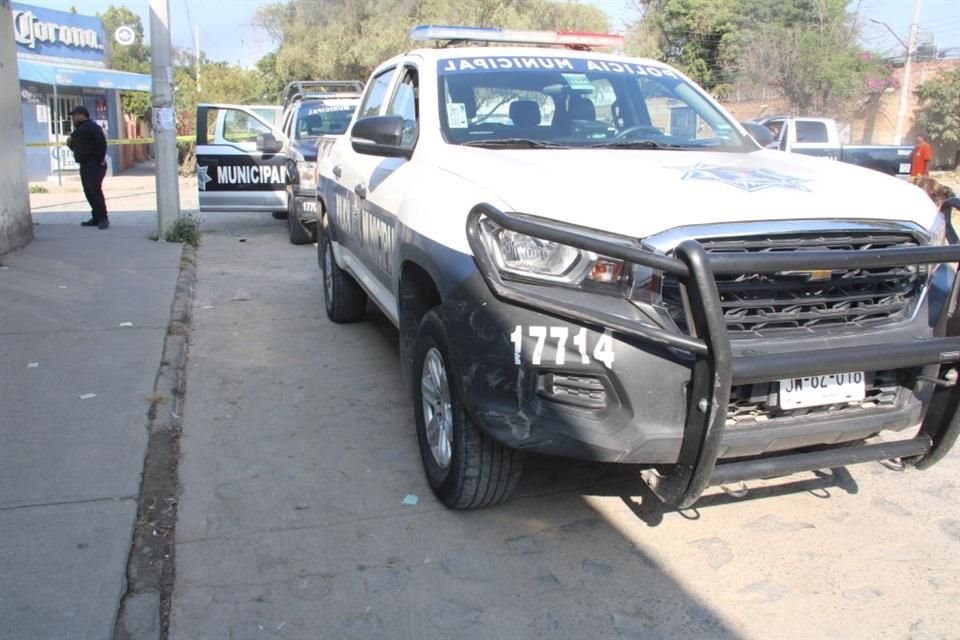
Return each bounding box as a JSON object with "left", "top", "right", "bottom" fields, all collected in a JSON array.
[
  {"left": 195, "top": 26, "right": 201, "bottom": 92},
  {"left": 149, "top": 0, "right": 180, "bottom": 238},
  {"left": 895, "top": 0, "right": 923, "bottom": 145}
]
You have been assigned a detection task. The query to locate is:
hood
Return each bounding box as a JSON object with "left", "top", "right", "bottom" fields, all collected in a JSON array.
[
  {"left": 291, "top": 138, "right": 320, "bottom": 161},
  {"left": 439, "top": 147, "right": 938, "bottom": 239}
]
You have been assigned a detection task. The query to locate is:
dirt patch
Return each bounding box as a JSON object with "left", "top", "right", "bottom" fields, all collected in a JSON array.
[{"left": 114, "top": 244, "right": 197, "bottom": 640}]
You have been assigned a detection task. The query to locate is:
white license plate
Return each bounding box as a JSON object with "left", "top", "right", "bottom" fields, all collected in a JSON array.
[{"left": 779, "top": 372, "right": 865, "bottom": 409}]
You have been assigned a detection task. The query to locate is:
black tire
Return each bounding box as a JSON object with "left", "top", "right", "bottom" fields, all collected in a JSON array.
[
  {"left": 413, "top": 310, "right": 524, "bottom": 509},
  {"left": 319, "top": 226, "right": 367, "bottom": 323},
  {"left": 287, "top": 196, "right": 315, "bottom": 245},
  {"left": 272, "top": 211, "right": 287, "bottom": 220}
]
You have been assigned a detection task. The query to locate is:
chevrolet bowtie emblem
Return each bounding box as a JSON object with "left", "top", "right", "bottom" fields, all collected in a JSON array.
[{"left": 777, "top": 269, "right": 833, "bottom": 281}]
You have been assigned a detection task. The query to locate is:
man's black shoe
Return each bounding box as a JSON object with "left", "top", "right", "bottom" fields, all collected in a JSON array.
[
  {"left": 98, "top": 218, "right": 110, "bottom": 230},
  {"left": 81, "top": 218, "right": 98, "bottom": 227}
]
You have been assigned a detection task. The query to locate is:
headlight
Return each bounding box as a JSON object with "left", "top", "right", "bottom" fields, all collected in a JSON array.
[
  {"left": 479, "top": 218, "right": 627, "bottom": 288},
  {"left": 628, "top": 264, "right": 664, "bottom": 303},
  {"left": 297, "top": 161, "right": 316, "bottom": 188}
]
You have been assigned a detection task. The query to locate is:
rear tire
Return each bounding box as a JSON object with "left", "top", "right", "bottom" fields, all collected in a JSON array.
[
  {"left": 319, "top": 227, "right": 367, "bottom": 323},
  {"left": 287, "top": 196, "right": 315, "bottom": 245},
  {"left": 414, "top": 310, "right": 524, "bottom": 509}
]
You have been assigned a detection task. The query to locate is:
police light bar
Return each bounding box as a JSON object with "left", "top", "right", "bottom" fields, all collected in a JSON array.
[{"left": 410, "top": 25, "right": 624, "bottom": 50}]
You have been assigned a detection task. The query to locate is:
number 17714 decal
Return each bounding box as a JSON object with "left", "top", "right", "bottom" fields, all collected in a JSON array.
[{"left": 510, "top": 325, "right": 615, "bottom": 368}]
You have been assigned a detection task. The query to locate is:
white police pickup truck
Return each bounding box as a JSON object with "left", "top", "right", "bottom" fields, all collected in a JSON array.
[{"left": 316, "top": 26, "right": 960, "bottom": 509}]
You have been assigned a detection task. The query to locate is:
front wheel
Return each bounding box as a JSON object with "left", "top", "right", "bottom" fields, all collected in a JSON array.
[
  {"left": 287, "top": 196, "right": 315, "bottom": 245},
  {"left": 413, "top": 310, "right": 524, "bottom": 509},
  {"left": 319, "top": 226, "right": 367, "bottom": 323}
]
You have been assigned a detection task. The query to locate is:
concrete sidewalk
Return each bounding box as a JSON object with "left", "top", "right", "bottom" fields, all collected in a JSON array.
[
  {"left": 29, "top": 161, "right": 199, "bottom": 220},
  {"left": 0, "top": 174, "right": 185, "bottom": 638}
]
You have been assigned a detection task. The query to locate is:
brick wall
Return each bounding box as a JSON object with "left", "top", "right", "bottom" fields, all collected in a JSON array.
[{"left": 0, "top": 0, "right": 33, "bottom": 255}]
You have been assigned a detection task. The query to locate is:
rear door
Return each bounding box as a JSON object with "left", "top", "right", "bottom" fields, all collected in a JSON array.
[
  {"left": 322, "top": 67, "right": 402, "bottom": 319},
  {"left": 195, "top": 104, "right": 288, "bottom": 213}
]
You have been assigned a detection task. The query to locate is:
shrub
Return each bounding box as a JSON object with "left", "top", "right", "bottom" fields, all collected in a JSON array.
[{"left": 164, "top": 212, "right": 202, "bottom": 246}]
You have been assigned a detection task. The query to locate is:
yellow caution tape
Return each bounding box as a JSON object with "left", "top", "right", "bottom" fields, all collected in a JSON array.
[{"left": 25, "top": 135, "right": 196, "bottom": 148}]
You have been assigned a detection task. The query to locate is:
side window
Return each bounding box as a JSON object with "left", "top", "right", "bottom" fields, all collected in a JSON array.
[
  {"left": 358, "top": 69, "right": 395, "bottom": 118},
  {"left": 386, "top": 67, "right": 419, "bottom": 149},
  {"left": 205, "top": 108, "right": 220, "bottom": 142},
  {"left": 222, "top": 110, "right": 270, "bottom": 145},
  {"left": 765, "top": 119, "right": 784, "bottom": 140},
  {"left": 796, "top": 120, "right": 828, "bottom": 143}
]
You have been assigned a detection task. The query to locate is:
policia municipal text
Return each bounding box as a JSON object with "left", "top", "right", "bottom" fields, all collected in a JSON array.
[{"left": 66, "top": 106, "right": 110, "bottom": 229}]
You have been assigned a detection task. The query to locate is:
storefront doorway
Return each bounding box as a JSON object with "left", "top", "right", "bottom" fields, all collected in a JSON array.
[{"left": 48, "top": 94, "right": 81, "bottom": 173}]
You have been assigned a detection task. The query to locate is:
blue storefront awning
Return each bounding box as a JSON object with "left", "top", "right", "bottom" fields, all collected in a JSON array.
[{"left": 17, "top": 59, "right": 152, "bottom": 92}]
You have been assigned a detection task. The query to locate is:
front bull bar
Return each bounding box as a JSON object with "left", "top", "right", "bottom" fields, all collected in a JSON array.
[{"left": 466, "top": 198, "right": 960, "bottom": 509}]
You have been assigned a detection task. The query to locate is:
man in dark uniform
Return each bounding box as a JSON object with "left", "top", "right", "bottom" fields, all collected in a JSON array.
[{"left": 66, "top": 106, "right": 110, "bottom": 229}]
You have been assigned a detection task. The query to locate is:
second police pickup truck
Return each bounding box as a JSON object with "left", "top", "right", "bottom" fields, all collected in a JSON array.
[
  {"left": 195, "top": 80, "right": 362, "bottom": 244},
  {"left": 313, "top": 26, "right": 960, "bottom": 509}
]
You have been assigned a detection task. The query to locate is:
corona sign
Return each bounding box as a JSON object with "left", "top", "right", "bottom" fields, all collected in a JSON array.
[{"left": 12, "top": 3, "right": 106, "bottom": 66}]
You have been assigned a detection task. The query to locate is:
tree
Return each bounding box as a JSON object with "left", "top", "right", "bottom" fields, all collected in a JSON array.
[
  {"left": 625, "top": 0, "right": 740, "bottom": 91},
  {"left": 99, "top": 5, "right": 151, "bottom": 119},
  {"left": 253, "top": 0, "right": 609, "bottom": 98},
  {"left": 915, "top": 65, "right": 960, "bottom": 169},
  {"left": 729, "top": 0, "right": 881, "bottom": 116},
  {"left": 626, "top": 0, "right": 885, "bottom": 115}
]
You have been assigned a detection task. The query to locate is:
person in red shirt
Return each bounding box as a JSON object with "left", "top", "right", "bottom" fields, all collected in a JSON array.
[{"left": 910, "top": 133, "right": 933, "bottom": 177}]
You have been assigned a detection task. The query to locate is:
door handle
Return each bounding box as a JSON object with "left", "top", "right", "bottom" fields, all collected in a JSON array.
[
  {"left": 332, "top": 165, "right": 342, "bottom": 178},
  {"left": 354, "top": 183, "right": 367, "bottom": 199}
]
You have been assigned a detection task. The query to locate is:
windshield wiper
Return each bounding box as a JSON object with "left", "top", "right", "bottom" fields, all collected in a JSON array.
[
  {"left": 460, "top": 138, "right": 570, "bottom": 149},
  {"left": 588, "top": 140, "right": 692, "bottom": 150}
]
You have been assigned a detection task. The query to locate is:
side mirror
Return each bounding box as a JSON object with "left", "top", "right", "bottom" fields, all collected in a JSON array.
[
  {"left": 740, "top": 122, "right": 773, "bottom": 148},
  {"left": 351, "top": 116, "right": 412, "bottom": 159},
  {"left": 257, "top": 132, "right": 283, "bottom": 154}
]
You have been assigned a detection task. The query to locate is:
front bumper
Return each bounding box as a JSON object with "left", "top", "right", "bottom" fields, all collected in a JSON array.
[{"left": 453, "top": 199, "right": 960, "bottom": 508}]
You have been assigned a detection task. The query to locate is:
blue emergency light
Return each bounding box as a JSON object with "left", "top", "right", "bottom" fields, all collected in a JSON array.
[{"left": 410, "top": 25, "right": 624, "bottom": 50}]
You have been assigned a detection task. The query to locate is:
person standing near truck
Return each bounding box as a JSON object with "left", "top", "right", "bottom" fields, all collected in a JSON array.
[
  {"left": 66, "top": 106, "right": 110, "bottom": 229},
  {"left": 911, "top": 133, "right": 933, "bottom": 178}
]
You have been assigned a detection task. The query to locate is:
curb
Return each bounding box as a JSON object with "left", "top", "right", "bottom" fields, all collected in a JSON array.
[{"left": 114, "top": 243, "right": 197, "bottom": 640}]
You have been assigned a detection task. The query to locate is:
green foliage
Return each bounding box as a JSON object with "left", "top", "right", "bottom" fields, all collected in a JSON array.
[
  {"left": 626, "top": 0, "right": 740, "bottom": 90},
  {"left": 99, "top": 6, "right": 151, "bottom": 119},
  {"left": 253, "top": 0, "right": 609, "bottom": 93},
  {"left": 916, "top": 66, "right": 960, "bottom": 149},
  {"left": 164, "top": 214, "right": 202, "bottom": 246},
  {"left": 29, "top": 184, "right": 48, "bottom": 194},
  {"left": 170, "top": 48, "right": 264, "bottom": 168},
  {"left": 627, "top": 0, "right": 884, "bottom": 114},
  {"left": 730, "top": 0, "right": 877, "bottom": 115}
]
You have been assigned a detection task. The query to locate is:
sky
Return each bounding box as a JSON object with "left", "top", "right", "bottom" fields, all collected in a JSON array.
[{"left": 16, "top": 0, "right": 960, "bottom": 69}]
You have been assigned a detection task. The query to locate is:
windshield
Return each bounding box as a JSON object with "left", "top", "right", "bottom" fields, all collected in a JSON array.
[
  {"left": 437, "top": 56, "right": 751, "bottom": 151},
  {"left": 295, "top": 100, "right": 357, "bottom": 139}
]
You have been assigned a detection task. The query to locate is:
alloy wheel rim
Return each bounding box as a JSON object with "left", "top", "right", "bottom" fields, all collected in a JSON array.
[{"left": 421, "top": 347, "right": 453, "bottom": 468}]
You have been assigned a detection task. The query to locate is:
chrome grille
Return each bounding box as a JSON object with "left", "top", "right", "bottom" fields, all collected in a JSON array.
[
  {"left": 664, "top": 232, "right": 925, "bottom": 335},
  {"left": 725, "top": 370, "right": 903, "bottom": 428}
]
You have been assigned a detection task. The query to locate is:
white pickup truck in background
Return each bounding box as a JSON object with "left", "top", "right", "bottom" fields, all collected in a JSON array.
[{"left": 753, "top": 116, "right": 915, "bottom": 178}]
